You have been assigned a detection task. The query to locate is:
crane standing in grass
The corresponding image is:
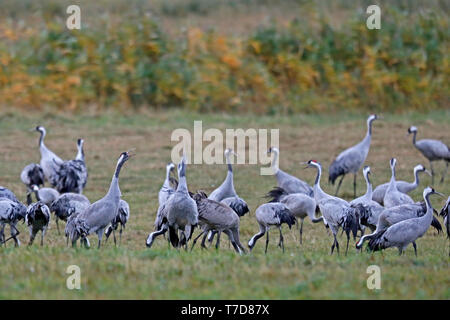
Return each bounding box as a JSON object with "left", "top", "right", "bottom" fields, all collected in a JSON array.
[
  {"left": 20, "top": 163, "right": 45, "bottom": 205},
  {"left": 329, "top": 114, "right": 380, "bottom": 197},
  {"left": 367, "top": 187, "right": 443, "bottom": 256},
  {"left": 104, "top": 199, "right": 130, "bottom": 246},
  {"left": 35, "top": 126, "right": 64, "bottom": 186},
  {"left": 68, "top": 151, "right": 131, "bottom": 248},
  {"left": 407, "top": 126, "right": 449, "bottom": 184},
  {"left": 383, "top": 158, "right": 414, "bottom": 208}
]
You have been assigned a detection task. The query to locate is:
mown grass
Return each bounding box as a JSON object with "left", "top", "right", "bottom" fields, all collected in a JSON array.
[{"left": 0, "top": 109, "right": 449, "bottom": 299}]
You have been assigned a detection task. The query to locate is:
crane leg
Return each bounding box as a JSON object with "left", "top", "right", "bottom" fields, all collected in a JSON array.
[
  {"left": 265, "top": 229, "right": 270, "bottom": 254},
  {"left": 97, "top": 230, "right": 103, "bottom": 249},
  {"left": 345, "top": 231, "right": 350, "bottom": 256},
  {"left": 28, "top": 233, "right": 36, "bottom": 246},
  {"left": 353, "top": 174, "right": 357, "bottom": 198},
  {"left": 412, "top": 241, "right": 418, "bottom": 257},
  {"left": 429, "top": 161, "right": 435, "bottom": 185},
  {"left": 278, "top": 227, "right": 285, "bottom": 253},
  {"left": 299, "top": 219, "right": 304, "bottom": 245},
  {"left": 440, "top": 161, "right": 448, "bottom": 184},
  {"left": 201, "top": 232, "right": 209, "bottom": 249},
  {"left": 55, "top": 218, "right": 61, "bottom": 236},
  {"left": 191, "top": 231, "right": 205, "bottom": 251},
  {"left": 215, "top": 231, "right": 221, "bottom": 250},
  {"left": 119, "top": 226, "right": 123, "bottom": 246},
  {"left": 335, "top": 175, "right": 345, "bottom": 196}
]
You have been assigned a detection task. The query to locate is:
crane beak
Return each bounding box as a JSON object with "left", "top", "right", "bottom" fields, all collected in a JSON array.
[
  {"left": 126, "top": 149, "right": 136, "bottom": 158},
  {"left": 434, "top": 191, "right": 445, "bottom": 197},
  {"left": 300, "top": 161, "right": 309, "bottom": 169},
  {"left": 376, "top": 115, "right": 383, "bottom": 120},
  {"left": 424, "top": 170, "right": 432, "bottom": 176},
  {"left": 29, "top": 127, "right": 36, "bottom": 132}
]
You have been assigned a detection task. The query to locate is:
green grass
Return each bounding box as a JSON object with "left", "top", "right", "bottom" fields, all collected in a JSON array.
[{"left": 0, "top": 109, "right": 449, "bottom": 299}]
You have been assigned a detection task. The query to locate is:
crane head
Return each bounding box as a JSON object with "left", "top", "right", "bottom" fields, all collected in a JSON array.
[{"left": 407, "top": 126, "right": 418, "bottom": 134}]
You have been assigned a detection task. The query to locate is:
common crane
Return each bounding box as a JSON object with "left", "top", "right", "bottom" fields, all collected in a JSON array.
[
  {"left": 329, "top": 114, "right": 380, "bottom": 197},
  {"left": 35, "top": 126, "right": 63, "bottom": 186},
  {"left": 0, "top": 186, "right": 20, "bottom": 203},
  {"left": 20, "top": 163, "right": 45, "bottom": 204},
  {"left": 68, "top": 151, "right": 131, "bottom": 248},
  {"left": 248, "top": 202, "right": 296, "bottom": 253},
  {"left": 367, "top": 187, "right": 443, "bottom": 256},
  {"left": 32, "top": 185, "right": 60, "bottom": 207},
  {"left": 350, "top": 166, "right": 384, "bottom": 232},
  {"left": 166, "top": 156, "right": 198, "bottom": 249},
  {"left": 50, "top": 193, "right": 90, "bottom": 240},
  {"left": 0, "top": 198, "right": 27, "bottom": 246},
  {"left": 25, "top": 202, "right": 51, "bottom": 246},
  {"left": 408, "top": 126, "right": 449, "bottom": 184},
  {"left": 158, "top": 162, "right": 177, "bottom": 207},
  {"left": 305, "top": 160, "right": 360, "bottom": 255},
  {"left": 104, "top": 199, "right": 130, "bottom": 246},
  {"left": 54, "top": 139, "right": 88, "bottom": 194},
  {"left": 267, "top": 147, "right": 313, "bottom": 196},
  {"left": 372, "top": 164, "right": 430, "bottom": 205},
  {"left": 265, "top": 187, "right": 322, "bottom": 244},
  {"left": 207, "top": 149, "right": 249, "bottom": 245},
  {"left": 383, "top": 158, "right": 414, "bottom": 208},
  {"left": 190, "top": 191, "right": 245, "bottom": 254},
  {"left": 356, "top": 201, "right": 442, "bottom": 249}
]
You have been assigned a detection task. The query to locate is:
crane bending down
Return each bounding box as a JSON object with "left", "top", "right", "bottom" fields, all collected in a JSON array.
[
  {"left": 408, "top": 126, "right": 449, "bottom": 184},
  {"left": 20, "top": 163, "right": 45, "bottom": 204},
  {"left": 25, "top": 202, "right": 51, "bottom": 246},
  {"left": 367, "top": 187, "right": 443, "bottom": 256},
  {"left": 329, "top": 114, "right": 380, "bottom": 197},
  {"left": 265, "top": 187, "right": 322, "bottom": 244},
  {"left": 306, "top": 160, "right": 360, "bottom": 255},
  {"left": 248, "top": 202, "right": 296, "bottom": 254}
]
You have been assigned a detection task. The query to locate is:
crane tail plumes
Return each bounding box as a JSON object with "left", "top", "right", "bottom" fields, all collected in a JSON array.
[
  {"left": 328, "top": 159, "right": 346, "bottom": 185},
  {"left": 431, "top": 216, "right": 442, "bottom": 234},
  {"left": 169, "top": 226, "right": 179, "bottom": 248},
  {"left": 367, "top": 230, "right": 387, "bottom": 252},
  {"left": 265, "top": 186, "right": 288, "bottom": 203},
  {"left": 278, "top": 208, "right": 296, "bottom": 229},
  {"left": 341, "top": 207, "right": 360, "bottom": 240}
]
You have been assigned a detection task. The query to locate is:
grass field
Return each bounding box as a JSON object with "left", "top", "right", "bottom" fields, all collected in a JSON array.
[{"left": 0, "top": 109, "right": 449, "bottom": 299}]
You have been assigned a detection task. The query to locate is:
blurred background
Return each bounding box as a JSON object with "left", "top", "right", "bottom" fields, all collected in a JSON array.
[{"left": 0, "top": 0, "right": 448, "bottom": 113}]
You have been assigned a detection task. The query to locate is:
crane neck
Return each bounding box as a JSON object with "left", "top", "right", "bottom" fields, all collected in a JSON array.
[
  {"left": 312, "top": 164, "right": 326, "bottom": 199},
  {"left": 107, "top": 159, "right": 125, "bottom": 199},
  {"left": 388, "top": 164, "right": 397, "bottom": 190},
  {"left": 271, "top": 149, "right": 279, "bottom": 174},
  {"left": 423, "top": 192, "right": 434, "bottom": 222},
  {"left": 411, "top": 131, "right": 417, "bottom": 145},
  {"left": 176, "top": 162, "right": 189, "bottom": 194},
  {"left": 163, "top": 166, "right": 172, "bottom": 188},
  {"left": 363, "top": 173, "right": 373, "bottom": 200},
  {"left": 76, "top": 144, "right": 84, "bottom": 161},
  {"left": 225, "top": 152, "right": 233, "bottom": 173},
  {"left": 413, "top": 169, "right": 420, "bottom": 187}
]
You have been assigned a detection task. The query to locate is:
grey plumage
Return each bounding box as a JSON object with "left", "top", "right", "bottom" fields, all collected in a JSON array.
[
  {"left": 383, "top": 158, "right": 414, "bottom": 208},
  {"left": 158, "top": 162, "right": 176, "bottom": 207},
  {"left": 51, "top": 193, "right": 90, "bottom": 239},
  {"left": 366, "top": 187, "right": 443, "bottom": 256},
  {"left": 248, "top": 202, "right": 296, "bottom": 253},
  {"left": 0, "top": 186, "right": 20, "bottom": 203},
  {"left": 35, "top": 126, "right": 63, "bottom": 186},
  {"left": 190, "top": 191, "right": 245, "bottom": 254},
  {"left": 166, "top": 156, "right": 198, "bottom": 249},
  {"left": 350, "top": 166, "right": 384, "bottom": 232},
  {"left": 104, "top": 199, "right": 130, "bottom": 246},
  {"left": 54, "top": 139, "right": 88, "bottom": 194},
  {"left": 25, "top": 202, "right": 51, "bottom": 246},
  {"left": 267, "top": 147, "right": 313, "bottom": 196},
  {"left": 306, "top": 160, "right": 360, "bottom": 255},
  {"left": 408, "top": 126, "right": 449, "bottom": 184},
  {"left": 372, "top": 164, "right": 430, "bottom": 205},
  {"left": 207, "top": 149, "right": 249, "bottom": 245},
  {"left": 32, "top": 185, "right": 60, "bottom": 207},
  {"left": 69, "top": 151, "right": 131, "bottom": 248},
  {"left": 20, "top": 163, "right": 45, "bottom": 204},
  {"left": 329, "top": 114, "right": 380, "bottom": 197},
  {"left": 266, "top": 186, "right": 322, "bottom": 244},
  {"left": 356, "top": 201, "right": 442, "bottom": 249},
  {"left": 0, "top": 198, "right": 27, "bottom": 247}
]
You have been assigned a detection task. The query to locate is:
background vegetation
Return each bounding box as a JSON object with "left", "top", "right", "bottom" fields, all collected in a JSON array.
[{"left": 0, "top": 0, "right": 448, "bottom": 113}]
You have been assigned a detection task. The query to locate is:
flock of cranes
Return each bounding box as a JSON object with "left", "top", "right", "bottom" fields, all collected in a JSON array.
[{"left": 0, "top": 115, "right": 449, "bottom": 258}]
